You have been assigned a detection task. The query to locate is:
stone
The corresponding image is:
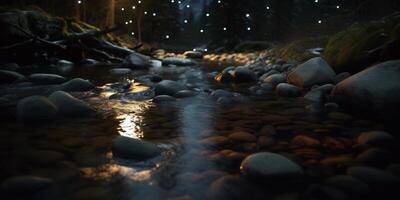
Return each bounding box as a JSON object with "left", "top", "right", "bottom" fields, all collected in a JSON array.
[
  {"left": 347, "top": 166, "right": 400, "bottom": 186},
  {"left": 356, "top": 131, "right": 395, "bottom": 147},
  {"left": 0, "top": 70, "right": 25, "bottom": 84},
  {"left": 325, "top": 175, "right": 370, "bottom": 197},
  {"left": 320, "top": 155, "right": 353, "bottom": 166},
  {"left": 228, "top": 131, "right": 257, "bottom": 142},
  {"left": 184, "top": 51, "right": 204, "bottom": 59},
  {"left": 1, "top": 176, "right": 53, "bottom": 193},
  {"left": 215, "top": 71, "right": 234, "bottom": 83},
  {"left": 17, "top": 96, "right": 58, "bottom": 122},
  {"left": 305, "top": 184, "right": 352, "bottom": 200},
  {"left": 356, "top": 148, "right": 393, "bottom": 167},
  {"left": 59, "top": 78, "right": 95, "bottom": 92},
  {"left": 211, "top": 89, "right": 233, "bottom": 99},
  {"left": 304, "top": 89, "right": 325, "bottom": 104},
  {"left": 240, "top": 152, "right": 304, "bottom": 183},
  {"left": 162, "top": 57, "right": 195, "bottom": 66},
  {"left": 109, "top": 68, "right": 132, "bottom": 75},
  {"left": 174, "top": 90, "right": 197, "bottom": 98},
  {"left": 292, "top": 135, "right": 320, "bottom": 147},
  {"left": 233, "top": 67, "right": 257, "bottom": 83},
  {"left": 122, "top": 52, "right": 151, "bottom": 69},
  {"left": 332, "top": 60, "right": 400, "bottom": 117},
  {"left": 153, "top": 95, "right": 176, "bottom": 103},
  {"left": 112, "top": 136, "right": 160, "bottom": 160},
  {"left": 207, "top": 175, "right": 249, "bottom": 200},
  {"left": 258, "top": 125, "right": 277, "bottom": 136},
  {"left": 0, "top": 63, "right": 20, "bottom": 71},
  {"left": 276, "top": 83, "right": 302, "bottom": 97},
  {"left": 48, "top": 91, "right": 94, "bottom": 117},
  {"left": 334, "top": 72, "right": 351, "bottom": 84},
  {"left": 154, "top": 80, "right": 186, "bottom": 96},
  {"left": 263, "top": 74, "right": 286, "bottom": 85},
  {"left": 29, "top": 73, "right": 67, "bottom": 85},
  {"left": 288, "top": 57, "right": 336, "bottom": 88},
  {"left": 80, "top": 59, "right": 97, "bottom": 66}
]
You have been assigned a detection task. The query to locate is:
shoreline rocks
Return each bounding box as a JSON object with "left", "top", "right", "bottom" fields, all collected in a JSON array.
[{"left": 112, "top": 136, "right": 161, "bottom": 160}]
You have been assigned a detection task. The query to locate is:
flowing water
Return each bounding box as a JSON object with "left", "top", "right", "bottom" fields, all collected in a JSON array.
[{"left": 0, "top": 61, "right": 399, "bottom": 200}]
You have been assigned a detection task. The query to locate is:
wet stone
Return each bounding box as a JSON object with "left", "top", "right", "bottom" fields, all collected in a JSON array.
[
  {"left": 292, "top": 135, "right": 321, "bottom": 147},
  {"left": 325, "top": 175, "right": 370, "bottom": 197},
  {"left": 356, "top": 131, "right": 395, "bottom": 147},
  {"left": 228, "top": 131, "right": 257, "bottom": 142},
  {"left": 347, "top": 166, "right": 400, "bottom": 186},
  {"left": 112, "top": 136, "right": 161, "bottom": 160}
]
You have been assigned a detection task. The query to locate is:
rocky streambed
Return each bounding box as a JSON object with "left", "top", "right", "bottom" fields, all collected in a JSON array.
[{"left": 0, "top": 53, "right": 400, "bottom": 200}]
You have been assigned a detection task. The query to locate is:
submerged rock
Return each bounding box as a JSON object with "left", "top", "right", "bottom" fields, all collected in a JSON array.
[
  {"left": 240, "top": 152, "right": 304, "bottom": 183},
  {"left": 154, "top": 80, "right": 186, "bottom": 96},
  {"left": 332, "top": 60, "right": 400, "bottom": 118},
  {"left": 58, "top": 78, "right": 95, "bottom": 92},
  {"left": 17, "top": 96, "right": 58, "bottom": 122},
  {"left": 109, "top": 68, "right": 132, "bottom": 75},
  {"left": 112, "top": 136, "right": 160, "bottom": 160},
  {"left": 0, "top": 70, "right": 25, "bottom": 84},
  {"left": 48, "top": 91, "right": 94, "bottom": 117},
  {"left": 162, "top": 57, "right": 195, "bottom": 66},
  {"left": 288, "top": 57, "right": 336, "bottom": 88},
  {"left": 153, "top": 95, "right": 176, "bottom": 103},
  {"left": 29, "top": 73, "right": 67, "bottom": 85},
  {"left": 1, "top": 176, "right": 53, "bottom": 193}
]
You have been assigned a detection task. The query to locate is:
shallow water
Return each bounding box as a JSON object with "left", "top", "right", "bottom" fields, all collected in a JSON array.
[{"left": 0, "top": 61, "right": 399, "bottom": 200}]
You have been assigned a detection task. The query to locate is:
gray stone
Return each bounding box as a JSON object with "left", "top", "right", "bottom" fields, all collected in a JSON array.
[
  {"left": 240, "top": 152, "right": 304, "bottom": 183},
  {"left": 304, "top": 89, "right": 325, "bottom": 103},
  {"left": 233, "top": 67, "right": 257, "bottom": 83},
  {"left": 29, "top": 73, "right": 67, "bottom": 85},
  {"left": 288, "top": 57, "right": 336, "bottom": 88},
  {"left": 123, "top": 52, "right": 151, "bottom": 69},
  {"left": 334, "top": 72, "right": 351, "bottom": 84},
  {"left": 48, "top": 91, "right": 94, "bottom": 117},
  {"left": 162, "top": 57, "right": 195, "bottom": 66},
  {"left": 332, "top": 60, "right": 400, "bottom": 117},
  {"left": 325, "top": 175, "right": 369, "bottom": 197},
  {"left": 356, "top": 148, "right": 393, "bottom": 167},
  {"left": 112, "top": 136, "right": 161, "bottom": 160},
  {"left": 174, "top": 90, "right": 197, "bottom": 98},
  {"left": 154, "top": 80, "right": 186, "bottom": 96},
  {"left": 0, "top": 70, "right": 25, "bottom": 84},
  {"left": 59, "top": 78, "right": 95, "bottom": 92},
  {"left": 1, "top": 176, "right": 53, "bottom": 193},
  {"left": 109, "top": 68, "right": 132, "bottom": 75},
  {"left": 263, "top": 74, "right": 286, "bottom": 85},
  {"left": 357, "top": 131, "right": 395, "bottom": 147},
  {"left": 153, "top": 95, "right": 176, "bottom": 103},
  {"left": 17, "top": 96, "right": 57, "bottom": 122},
  {"left": 0, "top": 63, "right": 20, "bottom": 71},
  {"left": 276, "top": 83, "right": 302, "bottom": 97}
]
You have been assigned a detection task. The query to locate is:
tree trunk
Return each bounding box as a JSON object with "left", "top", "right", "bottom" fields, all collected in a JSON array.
[{"left": 106, "top": 0, "right": 115, "bottom": 26}]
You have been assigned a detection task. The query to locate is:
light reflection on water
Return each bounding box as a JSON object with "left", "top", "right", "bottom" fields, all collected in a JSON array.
[{"left": 114, "top": 102, "right": 152, "bottom": 139}]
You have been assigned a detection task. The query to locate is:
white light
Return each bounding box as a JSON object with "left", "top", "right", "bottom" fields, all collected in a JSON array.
[
  {"left": 171, "top": 0, "right": 175, "bottom": 3},
  {"left": 153, "top": 13, "right": 157, "bottom": 16},
  {"left": 218, "top": 0, "right": 221, "bottom": 3},
  {"left": 336, "top": 5, "right": 340, "bottom": 9},
  {"left": 144, "top": 11, "right": 148, "bottom": 15},
  {"left": 165, "top": 35, "right": 170, "bottom": 39},
  {"left": 178, "top": 1, "right": 181, "bottom": 4},
  {"left": 125, "top": 22, "right": 128, "bottom": 25},
  {"left": 186, "top": 5, "right": 190, "bottom": 8},
  {"left": 247, "top": 27, "right": 251, "bottom": 31},
  {"left": 132, "top": 6, "right": 136, "bottom": 9},
  {"left": 315, "top": 0, "right": 318, "bottom": 2},
  {"left": 204, "top": 48, "right": 208, "bottom": 52},
  {"left": 129, "top": 20, "right": 133, "bottom": 23},
  {"left": 246, "top": 13, "right": 250, "bottom": 18},
  {"left": 206, "top": 13, "right": 210, "bottom": 17},
  {"left": 77, "top": 0, "right": 82, "bottom": 4},
  {"left": 184, "top": 19, "right": 188, "bottom": 23},
  {"left": 200, "top": 29, "right": 204, "bottom": 33},
  {"left": 131, "top": 32, "right": 135, "bottom": 35},
  {"left": 223, "top": 27, "right": 227, "bottom": 31},
  {"left": 193, "top": 48, "right": 196, "bottom": 51},
  {"left": 318, "top": 20, "right": 322, "bottom": 24},
  {"left": 138, "top": 0, "right": 142, "bottom": 4},
  {"left": 121, "top": 7, "right": 125, "bottom": 11},
  {"left": 266, "top": 6, "right": 270, "bottom": 10}
]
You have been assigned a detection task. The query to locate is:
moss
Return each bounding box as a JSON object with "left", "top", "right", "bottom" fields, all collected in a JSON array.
[{"left": 324, "top": 13, "right": 400, "bottom": 73}]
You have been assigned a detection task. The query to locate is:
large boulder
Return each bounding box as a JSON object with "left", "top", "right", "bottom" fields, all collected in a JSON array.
[
  {"left": 17, "top": 96, "right": 58, "bottom": 122},
  {"left": 122, "top": 52, "right": 151, "bottom": 69},
  {"left": 154, "top": 80, "right": 186, "bottom": 96},
  {"left": 233, "top": 67, "right": 257, "bottom": 83},
  {"left": 29, "top": 73, "right": 67, "bottom": 85},
  {"left": 58, "top": 78, "right": 95, "bottom": 92},
  {"left": 48, "top": 91, "right": 94, "bottom": 117},
  {"left": 240, "top": 152, "right": 304, "bottom": 184},
  {"left": 332, "top": 60, "right": 400, "bottom": 117},
  {"left": 162, "top": 57, "right": 195, "bottom": 66},
  {"left": 288, "top": 57, "right": 336, "bottom": 88},
  {"left": 0, "top": 70, "right": 25, "bottom": 84},
  {"left": 112, "top": 136, "right": 160, "bottom": 160}
]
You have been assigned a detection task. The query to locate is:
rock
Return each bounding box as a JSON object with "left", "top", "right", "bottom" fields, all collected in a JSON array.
[
  {"left": 215, "top": 71, "right": 234, "bottom": 83},
  {"left": 174, "top": 90, "right": 197, "bottom": 98},
  {"left": 276, "top": 83, "right": 302, "bottom": 97},
  {"left": 334, "top": 72, "right": 351, "bottom": 84},
  {"left": 29, "top": 73, "right": 67, "bottom": 85},
  {"left": 356, "top": 131, "right": 395, "bottom": 147},
  {"left": 122, "top": 52, "right": 151, "bottom": 69},
  {"left": 325, "top": 175, "right": 370, "bottom": 197},
  {"left": 17, "top": 96, "right": 58, "bottom": 122},
  {"left": 211, "top": 89, "right": 233, "bottom": 99},
  {"left": 80, "top": 59, "right": 98, "bottom": 66},
  {"left": 233, "top": 67, "right": 257, "bottom": 83},
  {"left": 304, "top": 89, "right": 325, "bottom": 103},
  {"left": 154, "top": 80, "right": 186, "bottom": 96},
  {"left": 292, "top": 135, "right": 320, "bottom": 147},
  {"left": 320, "top": 155, "right": 353, "bottom": 166},
  {"left": 200, "top": 136, "right": 230, "bottom": 147},
  {"left": 288, "top": 57, "right": 336, "bottom": 88},
  {"left": 109, "top": 68, "right": 132, "bottom": 75},
  {"left": 258, "top": 125, "right": 277, "bottom": 136},
  {"left": 332, "top": 60, "right": 400, "bottom": 117},
  {"left": 0, "top": 63, "right": 20, "bottom": 71},
  {"left": 228, "top": 131, "right": 257, "bottom": 142},
  {"left": 305, "top": 184, "right": 352, "bottom": 200},
  {"left": 162, "top": 57, "right": 195, "bottom": 66},
  {"left": 48, "top": 91, "right": 94, "bottom": 117},
  {"left": 57, "top": 60, "right": 74, "bottom": 67},
  {"left": 153, "top": 95, "right": 176, "bottom": 103},
  {"left": 112, "top": 136, "right": 160, "bottom": 160},
  {"left": 1, "top": 176, "right": 53, "bottom": 193},
  {"left": 260, "top": 83, "right": 275, "bottom": 91},
  {"left": 356, "top": 148, "right": 393, "bottom": 167},
  {"left": 207, "top": 175, "right": 249, "bottom": 200},
  {"left": 184, "top": 51, "right": 204, "bottom": 59},
  {"left": 347, "top": 166, "right": 400, "bottom": 186},
  {"left": 0, "top": 70, "right": 25, "bottom": 84},
  {"left": 240, "top": 152, "right": 304, "bottom": 183},
  {"left": 263, "top": 74, "right": 286, "bottom": 85},
  {"left": 59, "top": 78, "right": 95, "bottom": 92}
]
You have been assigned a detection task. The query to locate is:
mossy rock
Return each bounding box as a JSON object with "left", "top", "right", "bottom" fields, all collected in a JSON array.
[{"left": 324, "top": 12, "right": 400, "bottom": 73}]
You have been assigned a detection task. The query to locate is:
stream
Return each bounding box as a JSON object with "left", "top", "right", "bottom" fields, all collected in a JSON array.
[{"left": 1, "top": 59, "right": 399, "bottom": 200}]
